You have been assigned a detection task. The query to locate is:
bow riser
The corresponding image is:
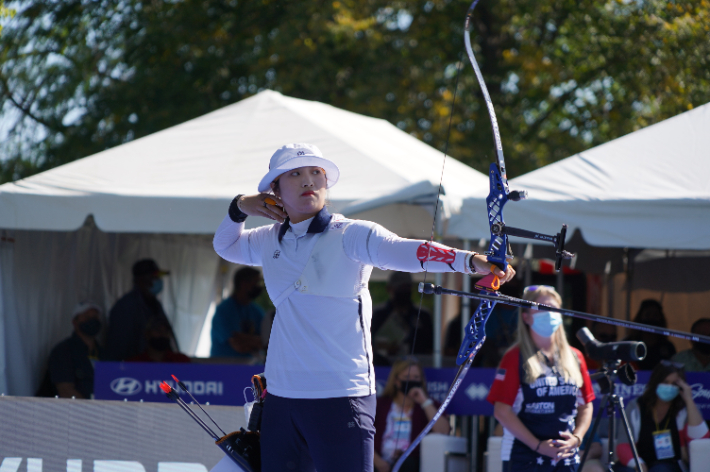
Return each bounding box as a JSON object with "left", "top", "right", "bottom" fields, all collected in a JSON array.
[
  {"left": 457, "top": 298, "right": 497, "bottom": 365},
  {"left": 485, "top": 163, "right": 511, "bottom": 271}
]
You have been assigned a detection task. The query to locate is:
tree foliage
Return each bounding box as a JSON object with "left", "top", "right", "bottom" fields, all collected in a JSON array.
[
  {"left": 0, "top": 1, "right": 13, "bottom": 34},
  {"left": 1, "top": 0, "right": 708, "bottom": 184}
]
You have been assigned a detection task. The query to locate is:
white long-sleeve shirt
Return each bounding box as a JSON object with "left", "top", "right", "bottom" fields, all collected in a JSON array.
[{"left": 213, "top": 208, "right": 474, "bottom": 398}]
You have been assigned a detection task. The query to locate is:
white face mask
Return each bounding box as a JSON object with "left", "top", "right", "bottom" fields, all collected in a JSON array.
[{"left": 530, "top": 311, "right": 563, "bottom": 338}]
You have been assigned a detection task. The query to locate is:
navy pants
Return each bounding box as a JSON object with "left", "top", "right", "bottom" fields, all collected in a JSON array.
[
  {"left": 261, "top": 393, "right": 376, "bottom": 472},
  {"left": 503, "top": 458, "right": 579, "bottom": 472}
]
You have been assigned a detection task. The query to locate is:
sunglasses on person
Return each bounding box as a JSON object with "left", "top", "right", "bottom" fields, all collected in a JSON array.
[
  {"left": 523, "top": 285, "right": 555, "bottom": 295},
  {"left": 660, "top": 359, "right": 685, "bottom": 370}
]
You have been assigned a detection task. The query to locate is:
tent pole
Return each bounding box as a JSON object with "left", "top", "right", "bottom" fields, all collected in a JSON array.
[
  {"left": 461, "top": 240, "right": 471, "bottom": 344},
  {"left": 433, "top": 211, "right": 443, "bottom": 368},
  {"left": 625, "top": 248, "right": 634, "bottom": 321},
  {"left": 604, "top": 261, "right": 613, "bottom": 320},
  {"left": 524, "top": 243, "right": 533, "bottom": 287}
]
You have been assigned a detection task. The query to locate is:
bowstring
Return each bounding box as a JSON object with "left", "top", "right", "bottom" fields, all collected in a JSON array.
[{"left": 393, "top": 52, "right": 465, "bottom": 455}]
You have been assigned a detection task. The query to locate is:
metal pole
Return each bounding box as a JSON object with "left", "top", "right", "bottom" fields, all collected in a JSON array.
[
  {"left": 470, "top": 415, "right": 479, "bottom": 472},
  {"left": 524, "top": 243, "right": 533, "bottom": 287},
  {"left": 434, "top": 271, "right": 443, "bottom": 368},
  {"left": 625, "top": 248, "right": 634, "bottom": 321},
  {"left": 461, "top": 240, "right": 471, "bottom": 342},
  {"left": 433, "top": 212, "right": 443, "bottom": 368}
]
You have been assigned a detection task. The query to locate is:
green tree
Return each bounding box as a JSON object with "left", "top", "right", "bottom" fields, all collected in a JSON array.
[
  {"left": 0, "top": 1, "right": 13, "bottom": 35},
  {"left": 1, "top": 0, "right": 708, "bottom": 184}
]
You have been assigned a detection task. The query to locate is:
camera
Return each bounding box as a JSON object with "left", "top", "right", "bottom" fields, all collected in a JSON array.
[{"left": 577, "top": 327, "right": 647, "bottom": 362}]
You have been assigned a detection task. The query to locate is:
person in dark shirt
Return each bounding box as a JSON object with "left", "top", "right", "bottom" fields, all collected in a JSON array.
[
  {"left": 625, "top": 299, "right": 676, "bottom": 371},
  {"left": 106, "top": 259, "right": 177, "bottom": 361},
  {"left": 444, "top": 304, "right": 518, "bottom": 367},
  {"left": 371, "top": 272, "right": 433, "bottom": 359},
  {"left": 210, "top": 267, "right": 265, "bottom": 359},
  {"left": 671, "top": 318, "right": 710, "bottom": 372},
  {"left": 128, "top": 319, "right": 191, "bottom": 363},
  {"left": 48, "top": 302, "right": 104, "bottom": 398}
]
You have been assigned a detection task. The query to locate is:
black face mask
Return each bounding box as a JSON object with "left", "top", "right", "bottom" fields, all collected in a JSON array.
[
  {"left": 148, "top": 336, "right": 172, "bottom": 352},
  {"left": 398, "top": 380, "right": 423, "bottom": 395},
  {"left": 79, "top": 318, "right": 101, "bottom": 337},
  {"left": 693, "top": 341, "right": 710, "bottom": 355},
  {"left": 248, "top": 286, "right": 263, "bottom": 300}
]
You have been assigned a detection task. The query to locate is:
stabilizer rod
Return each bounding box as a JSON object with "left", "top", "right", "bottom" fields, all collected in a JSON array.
[{"left": 419, "top": 283, "right": 710, "bottom": 345}]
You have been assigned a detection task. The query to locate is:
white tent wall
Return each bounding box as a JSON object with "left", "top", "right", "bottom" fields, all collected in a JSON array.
[{"left": 0, "top": 222, "right": 220, "bottom": 396}]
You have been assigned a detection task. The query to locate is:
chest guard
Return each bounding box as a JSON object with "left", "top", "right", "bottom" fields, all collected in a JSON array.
[{"left": 263, "top": 215, "right": 373, "bottom": 307}]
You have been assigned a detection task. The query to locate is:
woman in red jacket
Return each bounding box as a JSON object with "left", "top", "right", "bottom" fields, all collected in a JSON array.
[{"left": 373, "top": 359, "right": 450, "bottom": 472}]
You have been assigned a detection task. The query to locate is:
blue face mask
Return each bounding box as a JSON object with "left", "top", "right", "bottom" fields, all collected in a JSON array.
[
  {"left": 530, "top": 311, "right": 563, "bottom": 338},
  {"left": 656, "top": 384, "right": 679, "bottom": 402},
  {"left": 149, "top": 278, "right": 164, "bottom": 296}
]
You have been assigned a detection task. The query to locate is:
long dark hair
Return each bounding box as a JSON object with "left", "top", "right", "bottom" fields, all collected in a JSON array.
[{"left": 639, "top": 361, "right": 686, "bottom": 420}]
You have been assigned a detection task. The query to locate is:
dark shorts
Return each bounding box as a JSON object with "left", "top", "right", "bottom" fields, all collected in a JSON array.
[{"left": 261, "top": 393, "right": 376, "bottom": 472}]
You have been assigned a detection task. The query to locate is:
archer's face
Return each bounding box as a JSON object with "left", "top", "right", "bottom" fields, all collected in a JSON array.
[{"left": 272, "top": 166, "right": 327, "bottom": 216}]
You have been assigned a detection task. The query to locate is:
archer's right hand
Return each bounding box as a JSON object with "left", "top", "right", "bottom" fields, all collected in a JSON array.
[{"left": 238, "top": 194, "right": 288, "bottom": 223}]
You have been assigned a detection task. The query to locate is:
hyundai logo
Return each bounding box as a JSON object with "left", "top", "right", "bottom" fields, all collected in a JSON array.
[{"left": 110, "top": 377, "right": 143, "bottom": 396}]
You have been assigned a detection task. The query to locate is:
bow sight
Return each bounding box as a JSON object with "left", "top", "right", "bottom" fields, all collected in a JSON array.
[{"left": 485, "top": 163, "right": 575, "bottom": 272}]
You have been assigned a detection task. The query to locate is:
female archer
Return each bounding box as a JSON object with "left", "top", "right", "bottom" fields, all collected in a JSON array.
[{"left": 213, "top": 143, "right": 515, "bottom": 472}]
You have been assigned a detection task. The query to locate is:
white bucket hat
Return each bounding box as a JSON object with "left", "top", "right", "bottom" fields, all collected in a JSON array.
[{"left": 257, "top": 143, "right": 340, "bottom": 193}]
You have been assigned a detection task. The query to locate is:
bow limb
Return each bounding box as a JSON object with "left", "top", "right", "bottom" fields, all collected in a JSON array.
[
  {"left": 391, "top": 297, "right": 496, "bottom": 472},
  {"left": 464, "top": 1, "right": 507, "bottom": 184}
]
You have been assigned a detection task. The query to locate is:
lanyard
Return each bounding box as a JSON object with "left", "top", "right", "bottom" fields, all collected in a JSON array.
[{"left": 653, "top": 408, "right": 671, "bottom": 432}]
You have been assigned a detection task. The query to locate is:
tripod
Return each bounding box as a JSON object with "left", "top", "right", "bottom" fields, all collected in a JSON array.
[{"left": 579, "top": 361, "right": 643, "bottom": 472}]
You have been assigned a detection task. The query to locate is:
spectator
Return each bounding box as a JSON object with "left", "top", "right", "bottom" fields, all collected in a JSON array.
[
  {"left": 615, "top": 360, "right": 709, "bottom": 472},
  {"left": 371, "top": 272, "right": 433, "bottom": 359},
  {"left": 260, "top": 309, "right": 275, "bottom": 352},
  {"left": 671, "top": 318, "right": 710, "bottom": 372},
  {"left": 625, "top": 300, "right": 676, "bottom": 371},
  {"left": 373, "top": 358, "right": 449, "bottom": 472},
  {"left": 444, "top": 304, "right": 518, "bottom": 366},
  {"left": 127, "top": 319, "right": 191, "bottom": 363},
  {"left": 106, "top": 259, "right": 177, "bottom": 361},
  {"left": 47, "top": 302, "right": 104, "bottom": 399},
  {"left": 210, "top": 267, "right": 265, "bottom": 359},
  {"left": 487, "top": 285, "right": 595, "bottom": 472},
  {"left": 580, "top": 430, "right": 605, "bottom": 472}
]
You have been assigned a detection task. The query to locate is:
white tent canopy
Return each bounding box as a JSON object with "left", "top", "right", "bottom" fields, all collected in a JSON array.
[
  {"left": 448, "top": 102, "right": 710, "bottom": 249},
  {"left": 0, "top": 90, "right": 489, "bottom": 396},
  {"left": 0, "top": 90, "right": 488, "bottom": 238}
]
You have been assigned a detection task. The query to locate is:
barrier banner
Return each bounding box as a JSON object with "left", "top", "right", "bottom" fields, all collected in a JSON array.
[
  {"left": 95, "top": 362, "right": 710, "bottom": 418},
  {"left": 94, "top": 361, "right": 264, "bottom": 405}
]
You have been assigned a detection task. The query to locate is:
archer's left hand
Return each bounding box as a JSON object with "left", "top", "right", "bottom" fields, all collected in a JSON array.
[{"left": 470, "top": 254, "right": 516, "bottom": 284}]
